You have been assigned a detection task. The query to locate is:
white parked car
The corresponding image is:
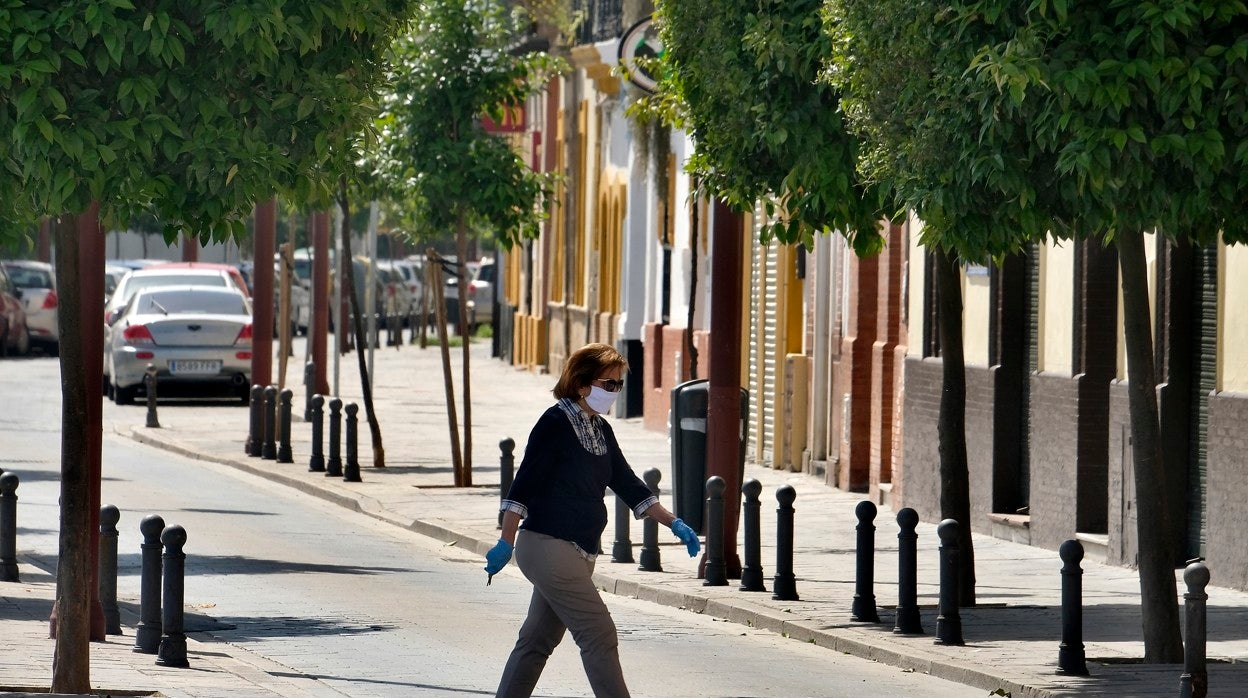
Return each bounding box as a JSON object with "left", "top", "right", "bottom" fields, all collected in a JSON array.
[
  {"left": 105, "top": 286, "right": 253, "bottom": 404},
  {"left": 467, "top": 257, "right": 495, "bottom": 331},
  {"left": 106, "top": 265, "right": 248, "bottom": 325},
  {"left": 1, "top": 260, "right": 58, "bottom": 354},
  {"left": 388, "top": 258, "right": 425, "bottom": 318}
]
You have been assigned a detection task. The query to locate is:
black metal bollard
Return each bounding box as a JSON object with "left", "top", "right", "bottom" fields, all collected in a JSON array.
[
  {"left": 144, "top": 363, "right": 160, "bottom": 428},
  {"left": 703, "top": 476, "right": 728, "bottom": 586},
  {"left": 772, "top": 485, "right": 799, "bottom": 601},
  {"left": 934, "top": 519, "right": 964, "bottom": 645},
  {"left": 246, "top": 384, "right": 263, "bottom": 456},
  {"left": 1057, "top": 539, "right": 1089, "bottom": 675},
  {"left": 611, "top": 495, "right": 634, "bottom": 563},
  {"left": 326, "top": 398, "right": 343, "bottom": 477},
  {"left": 638, "top": 468, "right": 662, "bottom": 572},
  {"left": 739, "top": 478, "right": 766, "bottom": 592},
  {"left": 261, "top": 385, "right": 278, "bottom": 460},
  {"left": 498, "top": 438, "right": 515, "bottom": 529},
  {"left": 0, "top": 472, "right": 18, "bottom": 582},
  {"left": 1180, "top": 559, "right": 1210, "bottom": 698},
  {"left": 303, "top": 362, "right": 315, "bottom": 421},
  {"left": 156, "top": 524, "right": 189, "bottom": 668},
  {"left": 98, "top": 504, "right": 122, "bottom": 635},
  {"left": 277, "top": 389, "right": 294, "bottom": 463},
  {"left": 133, "top": 514, "right": 165, "bottom": 654},
  {"left": 852, "top": 500, "right": 881, "bottom": 622},
  {"left": 894, "top": 507, "right": 923, "bottom": 634},
  {"left": 308, "top": 395, "right": 325, "bottom": 472},
  {"left": 343, "top": 403, "right": 362, "bottom": 482}
]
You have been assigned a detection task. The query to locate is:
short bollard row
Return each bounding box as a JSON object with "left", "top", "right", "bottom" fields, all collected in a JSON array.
[
  {"left": 83, "top": 507, "right": 191, "bottom": 668},
  {"left": 239, "top": 382, "right": 372, "bottom": 482},
  {"left": 517, "top": 437, "right": 1219, "bottom": 693},
  {"left": 300, "top": 394, "right": 361, "bottom": 482},
  {"left": 697, "top": 477, "right": 797, "bottom": 599}
]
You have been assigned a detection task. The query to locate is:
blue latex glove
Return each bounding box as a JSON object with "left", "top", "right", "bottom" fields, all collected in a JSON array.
[
  {"left": 484, "top": 539, "right": 514, "bottom": 583},
  {"left": 670, "top": 518, "right": 701, "bottom": 557}
]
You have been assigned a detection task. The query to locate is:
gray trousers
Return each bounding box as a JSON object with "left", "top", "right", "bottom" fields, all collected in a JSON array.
[{"left": 496, "top": 530, "right": 630, "bottom": 698}]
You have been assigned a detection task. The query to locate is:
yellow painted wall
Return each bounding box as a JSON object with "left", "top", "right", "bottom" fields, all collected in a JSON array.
[
  {"left": 1040, "top": 242, "right": 1075, "bottom": 374},
  {"left": 962, "top": 265, "right": 992, "bottom": 367},
  {"left": 1219, "top": 241, "right": 1248, "bottom": 391}
]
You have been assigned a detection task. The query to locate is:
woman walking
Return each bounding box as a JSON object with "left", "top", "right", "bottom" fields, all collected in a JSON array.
[{"left": 485, "top": 342, "right": 701, "bottom": 697}]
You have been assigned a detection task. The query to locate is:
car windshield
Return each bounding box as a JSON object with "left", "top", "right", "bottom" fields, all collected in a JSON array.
[
  {"left": 123, "top": 274, "right": 227, "bottom": 299},
  {"left": 5, "top": 266, "right": 53, "bottom": 289},
  {"left": 293, "top": 258, "right": 312, "bottom": 282},
  {"left": 475, "top": 263, "right": 495, "bottom": 283},
  {"left": 135, "top": 290, "right": 247, "bottom": 316}
]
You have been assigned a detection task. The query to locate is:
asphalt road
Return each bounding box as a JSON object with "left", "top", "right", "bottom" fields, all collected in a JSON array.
[{"left": 2, "top": 354, "right": 977, "bottom": 697}]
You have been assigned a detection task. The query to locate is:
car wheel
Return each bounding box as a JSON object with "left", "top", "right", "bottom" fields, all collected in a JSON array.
[{"left": 114, "top": 382, "right": 137, "bottom": 405}]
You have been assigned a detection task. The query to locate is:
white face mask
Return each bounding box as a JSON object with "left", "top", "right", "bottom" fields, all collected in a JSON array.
[{"left": 584, "top": 385, "right": 619, "bottom": 415}]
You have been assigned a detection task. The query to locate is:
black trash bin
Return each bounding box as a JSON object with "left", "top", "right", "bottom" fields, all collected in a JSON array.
[{"left": 670, "top": 379, "right": 748, "bottom": 534}]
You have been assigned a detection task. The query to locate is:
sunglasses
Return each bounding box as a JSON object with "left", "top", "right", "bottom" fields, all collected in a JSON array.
[{"left": 594, "top": 378, "right": 624, "bottom": 393}]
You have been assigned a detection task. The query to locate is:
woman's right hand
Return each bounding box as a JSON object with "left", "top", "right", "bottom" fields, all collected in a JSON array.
[{"left": 484, "top": 539, "right": 514, "bottom": 580}]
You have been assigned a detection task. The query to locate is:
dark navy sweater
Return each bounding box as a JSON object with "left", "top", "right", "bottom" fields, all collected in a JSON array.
[{"left": 501, "top": 402, "right": 657, "bottom": 555}]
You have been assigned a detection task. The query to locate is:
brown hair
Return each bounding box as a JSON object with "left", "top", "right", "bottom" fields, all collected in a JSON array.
[{"left": 553, "top": 342, "right": 629, "bottom": 400}]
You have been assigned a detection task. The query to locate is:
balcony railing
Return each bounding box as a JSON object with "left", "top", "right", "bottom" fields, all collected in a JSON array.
[{"left": 573, "top": 0, "right": 623, "bottom": 46}]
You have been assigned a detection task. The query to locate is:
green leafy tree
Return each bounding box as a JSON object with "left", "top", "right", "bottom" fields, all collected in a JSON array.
[
  {"left": 824, "top": 0, "right": 1048, "bottom": 609},
  {"left": 377, "top": 0, "right": 560, "bottom": 487},
  {"left": 827, "top": 0, "right": 1248, "bottom": 660},
  {"left": 646, "top": 0, "right": 885, "bottom": 252},
  {"left": 1, "top": 1, "right": 411, "bottom": 689}
]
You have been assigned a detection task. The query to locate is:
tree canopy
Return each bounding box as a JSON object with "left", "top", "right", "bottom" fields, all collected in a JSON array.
[
  {"left": 648, "top": 0, "right": 885, "bottom": 253},
  {"left": 825, "top": 0, "right": 1248, "bottom": 661},
  {"left": 376, "top": 0, "right": 560, "bottom": 249},
  {"left": 1, "top": 0, "right": 413, "bottom": 240}
]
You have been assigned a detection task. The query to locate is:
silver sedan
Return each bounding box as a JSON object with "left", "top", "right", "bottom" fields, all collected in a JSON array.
[{"left": 106, "top": 285, "right": 253, "bottom": 404}]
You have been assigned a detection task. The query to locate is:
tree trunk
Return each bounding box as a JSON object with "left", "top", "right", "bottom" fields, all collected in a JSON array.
[
  {"left": 337, "top": 180, "right": 385, "bottom": 468},
  {"left": 1116, "top": 230, "right": 1184, "bottom": 662},
  {"left": 430, "top": 249, "right": 464, "bottom": 485},
  {"left": 934, "top": 247, "right": 976, "bottom": 607},
  {"left": 50, "top": 213, "right": 90, "bottom": 693},
  {"left": 455, "top": 213, "right": 473, "bottom": 486}
]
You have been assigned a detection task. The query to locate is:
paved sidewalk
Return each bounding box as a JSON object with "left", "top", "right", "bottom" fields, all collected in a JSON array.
[{"left": 7, "top": 335, "right": 1248, "bottom": 696}]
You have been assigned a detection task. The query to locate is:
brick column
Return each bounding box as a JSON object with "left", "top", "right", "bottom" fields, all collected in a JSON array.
[
  {"left": 870, "top": 223, "right": 904, "bottom": 500},
  {"left": 838, "top": 254, "right": 879, "bottom": 491}
]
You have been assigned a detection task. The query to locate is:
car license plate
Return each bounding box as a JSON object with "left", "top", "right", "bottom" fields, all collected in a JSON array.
[{"left": 168, "top": 360, "right": 221, "bottom": 375}]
